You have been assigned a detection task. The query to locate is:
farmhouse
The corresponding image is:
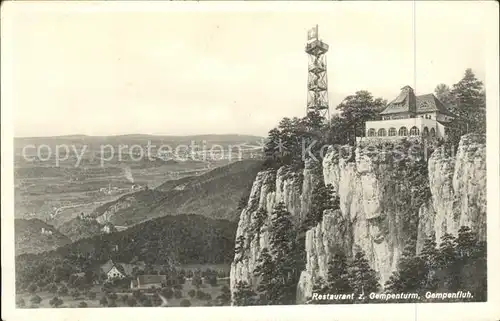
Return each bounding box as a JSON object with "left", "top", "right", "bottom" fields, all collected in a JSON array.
[
  {"left": 364, "top": 85, "right": 457, "bottom": 140},
  {"left": 130, "top": 275, "right": 167, "bottom": 290}
]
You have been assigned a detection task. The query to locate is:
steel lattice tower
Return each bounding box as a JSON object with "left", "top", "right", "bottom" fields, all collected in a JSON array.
[{"left": 305, "top": 25, "right": 330, "bottom": 121}]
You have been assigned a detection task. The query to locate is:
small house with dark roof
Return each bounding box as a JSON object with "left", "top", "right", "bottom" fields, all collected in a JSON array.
[
  {"left": 100, "top": 259, "right": 128, "bottom": 280},
  {"left": 130, "top": 275, "right": 167, "bottom": 290},
  {"left": 365, "top": 86, "right": 457, "bottom": 140}
]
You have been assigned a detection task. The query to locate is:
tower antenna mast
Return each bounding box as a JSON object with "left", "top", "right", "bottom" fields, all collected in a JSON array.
[{"left": 305, "top": 25, "right": 330, "bottom": 122}]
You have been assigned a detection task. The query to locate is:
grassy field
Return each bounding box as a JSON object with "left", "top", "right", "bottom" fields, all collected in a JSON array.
[{"left": 17, "top": 278, "right": 231, "bottom": 308}]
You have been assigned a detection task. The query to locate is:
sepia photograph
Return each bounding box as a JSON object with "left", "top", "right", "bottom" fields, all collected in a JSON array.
[{"left": 1, "top": 1, "right": 499, "bottom": 321}]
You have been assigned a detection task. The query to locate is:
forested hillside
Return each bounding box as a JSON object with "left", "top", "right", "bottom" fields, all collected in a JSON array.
[{"left": 16, "top": 214, "right": 237, "bottom": 292}]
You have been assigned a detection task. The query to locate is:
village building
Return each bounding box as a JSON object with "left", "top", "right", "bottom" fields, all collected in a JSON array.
[
  {"left": 130, "top": 275, "right": 167, "bottom": 290},
  {"left": 364, "top": 86, "right": 457, "bottom": 140}
]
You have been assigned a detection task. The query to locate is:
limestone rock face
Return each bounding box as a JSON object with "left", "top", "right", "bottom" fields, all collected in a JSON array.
[
  {"left": 417, "top": 134, "right": 487, "bottom": 248},
  {"left": 229, "top": 166, "right": 303, "bottom": 296},
  {"left": 230, "top": 134, "right": 486, "bottom": 304}
]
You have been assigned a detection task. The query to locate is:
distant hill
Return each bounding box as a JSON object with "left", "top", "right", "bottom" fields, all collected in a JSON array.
[
  {"left": 90, "top": 159, "right": 262, "bottom": 226},
  {"left": 14, "top": 134, "right": 264, "bottom": 155},
  {"left": 15, "top": 219, "right": 72, "bottom": 255},
  {"left": 58, "top": 217, "right": 105, "bottom": 242}
]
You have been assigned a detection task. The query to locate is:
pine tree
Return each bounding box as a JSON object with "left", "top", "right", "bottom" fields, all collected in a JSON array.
[
  {"left": 253, "top": 248, "right": 278, "bottom": 305},
  {"left": 263, "top": 201, "right": 301, "bottom": 304},
  {"left": 348, "top": 251, "right": 380, "bottom": 303},
  {"left": 251, "top": 208, "right": 268, "bottom": 235},
  {"left": 450, "top": 68, "right": 486, "bottom": 134},
  {"left": 419, "top": 233, "right": 439, "bottom": 292},
  {"left": 438, "top": 233, "right": 460, "bottom": 293},
  {"left": 303, "top": 182, "right": 338, "bottom": 231},
  {"left": 325, "top": 251, "right": 352, "bottom": 295},
  {"left": 384, "top": 241, "right": 426, "bottom": 299},
  {"left": 233, "top": 281, "right": 257, "bottom": 306},
  {"left": 455, "top": 226, "right": 477, "bottom": 260},
  {"left": 234, "top": 235, "right": 245, "bottom": 263}
]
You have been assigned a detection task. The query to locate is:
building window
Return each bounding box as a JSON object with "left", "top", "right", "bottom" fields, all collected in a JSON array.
[
  {"left": 428, "top": 114, "right": 432, "bottom": 119},
  {"left": 410, "top": 126, "right": 420, "bottom": 136},
  {"left": 398, "top": 127, "right": 408, "bottom": 136},
  {"left": 388, "top": 127, "right": 397, "bottom": 136},
  {"left": 377, "top": 128, "right": 387, "bottom": 137},
  {"left": 423, "top": 127, "right": 429, "bottom": 136},
  {"left": 368, "top": 128, "right": 376, "bottom": 137},
  {"left": 430, "top": 128, "right": 436, "bottom": 137}
]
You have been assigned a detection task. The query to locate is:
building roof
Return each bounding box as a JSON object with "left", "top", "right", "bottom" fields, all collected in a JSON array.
[
  {"left": 415, "top": 94, "right": 456, "bottom": 117},
  {"left": 380, "top": 85, "right": 417, "bottom": 115},
  {"left": 380, "top": 86, "right": 455, "bottom": 117},
  {"left": 100, "top": 259, "right": 116, "bottom": 274},
  {"left": 137, "top": 275, "right": 167, "bottom": 285},
  {"left": 100, "top": 259, "right": 131, "bottom": 276}
]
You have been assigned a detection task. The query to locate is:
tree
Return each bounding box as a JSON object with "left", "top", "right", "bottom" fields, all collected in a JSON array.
[
  {"left": 71, "top": 289, "right": 81, "bottom": 299},
  {"left": 434, "top": 84, "right": 456, "bottom": 111},
  {"left": 174, "top": 289, "right": 182, "bottom": 299},
  {"left": 303, "top": 181, "right": 337, "bottom": 230},
  {"left": 419, "top": 233, "right": 439, "bottom": 292},
  {"left": 180, "top": 299, "right": 191, "bottom": 307},
  {"left": 233, "top": 281, "right": 257, "bottom": 306},
  {"left": 384, "top": 241, "right": 426, "bottom": 298},
  {"left": 27, "top": 284, "right": 38, "bottom": 294},
  {"left": 348, "top": 251, "right": 380, "bottom": 302},
  {"left": 192, "top": 274, "right": 202, "bottom": 288},
  {"left": 57, "top": 285, "right": 68, "bottom": 296},
  {"left": 48, "top": 283, "right": 58, "bottom": 294},
  {"left": 438, "top": 233, "right": 460, "bottom": 292},
  {"left": 336, "top": 91, "right": 386, "bottom": 144},
  {"left": 108, "top": 299, "right": 117, "bottom": 307},
  {"left": 325, "top": 252, "right": 352, "bottom": 294},
  {"left": 121, "top": 294, "right": 129, "bottom": 303},
  {"left": 78, "top": 301, "right": 88, "bottom": 308},
  {"left": 30, "top": 295, "right": 42, "bottom": 305},
  {"left": 234, "top": 235, "right": 246, "bottom": 263},
  {"left": 450, "top": 69, "right": 486, "bottom": 133},
  {"left": 188, "top": 289, "right": 196, "bottom": 298},
  {"left": 49, "top": 296, "right": 63, "bottom": 308},
  {"left": 253, "top": 248, "right": 277, "bottom": 304},
  {"left": 87, "top": 291, "right": 97, "bottom": 300},
  {"left": 252, "top": 202, "right": 301, "bottom": 305},
  {"left": 251, "top": 208, "right": 268, "bottom": 235}
]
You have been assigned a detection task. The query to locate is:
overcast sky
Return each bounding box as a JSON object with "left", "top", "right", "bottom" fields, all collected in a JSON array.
[{"left": 3, "top": 1, "right": 492, "bottom": 138}]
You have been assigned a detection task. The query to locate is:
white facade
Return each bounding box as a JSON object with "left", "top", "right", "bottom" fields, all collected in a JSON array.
[
  {"left": 107, "top": 266, "right": 125, "bottom": 279},
  {"left": 365, "top": 118, "right": 446, "bottom": 139}
]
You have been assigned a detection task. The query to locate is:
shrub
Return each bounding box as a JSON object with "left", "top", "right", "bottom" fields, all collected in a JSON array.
[
  {"left": 108, "top": 300, "right": 117, "bottom": 307},
  {"left": 49, "top": 296, "right": 63, "bottom": 308},
  {"left": 30, "top": 295, "right": 42, "bottom": 305},
  {"left": 57, "top": 286, "right": 68, "bottom": 296},
  {"left": 174, "top": 289, "right": 182, "bottom": 299},
  {"left": 180, "top": 299, "right": 191, "bottom": 307},
  {"left": 188, "top": 289, "right": 196, "bottom": 298},
  {"left": 87, "top": 291, "right": 97, "bottom": 300},
  {"left": 78, "top": 301, "right": 88, "bottom": 308}
]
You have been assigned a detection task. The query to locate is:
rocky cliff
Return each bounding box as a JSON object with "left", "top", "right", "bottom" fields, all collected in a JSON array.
[{"left": 230, "top": 134, "right": 486, "bottom": 303}]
